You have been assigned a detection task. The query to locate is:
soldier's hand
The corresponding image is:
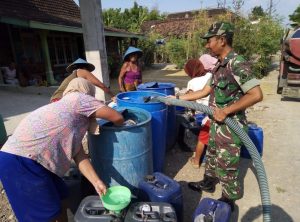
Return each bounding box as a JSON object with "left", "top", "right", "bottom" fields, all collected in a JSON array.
[{"left": 213, "top": 107, "right": 228, "bottom": 122}]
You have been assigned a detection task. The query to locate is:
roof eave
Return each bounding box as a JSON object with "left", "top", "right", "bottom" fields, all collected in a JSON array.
[
  {"left": 0, "top": 16, "right": 82, "bottom": 33},
  {"left": 0, "top": 16, "right": 144, "bottom": 38}
]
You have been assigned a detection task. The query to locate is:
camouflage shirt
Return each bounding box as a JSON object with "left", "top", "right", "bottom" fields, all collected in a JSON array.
[{"left": 208, "top": 51, "right": 260, "bottom": 121}]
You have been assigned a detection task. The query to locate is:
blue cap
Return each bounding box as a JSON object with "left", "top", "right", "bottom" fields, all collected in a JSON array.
[
  {"left": 123, "top": 46, "right": 143, "bottom": 61},
  {"left": 66, "top": 58, "right": 95, "bottom": 73}
]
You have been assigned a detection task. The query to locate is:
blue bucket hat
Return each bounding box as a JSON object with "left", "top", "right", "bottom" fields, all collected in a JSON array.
[
  {"left": 123, "top": 46, "right": 143, "bottom": 61},
  {"left": 66, "top": 58, "right": 95, "bottom": 73}
]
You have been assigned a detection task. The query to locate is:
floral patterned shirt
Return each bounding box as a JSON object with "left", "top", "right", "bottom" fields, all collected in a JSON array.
[{"left": 2, "top": 92, "right": 104, "bottom": 177}]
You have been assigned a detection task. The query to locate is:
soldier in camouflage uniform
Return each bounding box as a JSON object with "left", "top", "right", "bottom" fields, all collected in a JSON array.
[{"left": 177, "top": 22, "right": 263, "bottom": 210}]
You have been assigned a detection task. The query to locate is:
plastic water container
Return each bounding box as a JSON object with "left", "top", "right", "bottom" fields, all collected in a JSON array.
[
  {"left": 137, "top": 82, "right": 177, "bottom": 149},
  {"left": 175, "top": 106, "right": 185, "bottom": 113},
  {"left": 74, "top": 196, "right": 120, "bottom": 222},
  {"left": 117, "top": 91, "right": 167, "bottom": 172},
  {"left": 241, "top": 124, "right": 264, "bottom": 159},
  {"left": 193, "top": 198, "right": 231, "bottom": 222},
  {"left": 125, "top": 202, "right": 177, "bottom": 222},
  {"left": 89, "top": 107, "right": 153, "bottom": 194},
  {"left": 194, "top": 113, "right": 206, "bottom": 126},
  {"left": 138, "top": 172, "right": 183, "bottom": 221}
]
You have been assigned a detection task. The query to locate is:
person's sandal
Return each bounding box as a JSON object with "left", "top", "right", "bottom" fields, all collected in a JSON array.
[{"left": 189, "top": 157, "right": 200, "bottom": 168}]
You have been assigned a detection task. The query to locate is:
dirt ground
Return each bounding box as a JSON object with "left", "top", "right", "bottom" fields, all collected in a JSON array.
[{"left": 1, "top": 59, "right": 300, "bottom": 221}]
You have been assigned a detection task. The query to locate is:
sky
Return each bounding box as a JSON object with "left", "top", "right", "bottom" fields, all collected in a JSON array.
[{"left": 75, "top": 0, "right": 299, "bottom": 26}]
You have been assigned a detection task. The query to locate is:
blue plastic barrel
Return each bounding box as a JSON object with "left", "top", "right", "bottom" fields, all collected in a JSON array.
[
  {"left": 88, "top": 107, "right": 153, "bottom": 194},
  {"left": 241, "top": 124, "right": 264, "bottom": 159},
  {"left": 137, "top": 82, "right": 176, "bottom": 149},
  {"left": 117, "top": 91, "right": 167, "bottom": 172}
]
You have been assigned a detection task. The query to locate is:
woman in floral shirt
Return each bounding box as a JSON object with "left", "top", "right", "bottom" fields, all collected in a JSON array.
[{"left": 0, "top": 78, "right": 124, "bottom": 222}]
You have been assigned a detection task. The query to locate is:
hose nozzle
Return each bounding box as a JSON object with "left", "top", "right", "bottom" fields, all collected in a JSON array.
[{"left": 143, "top": 96, "right": 158, "bottom": 103}]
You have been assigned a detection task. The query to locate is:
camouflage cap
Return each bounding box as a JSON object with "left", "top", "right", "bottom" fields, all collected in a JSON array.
[{"left": 202, "top": 22, "right": 234, "bottom": 39}]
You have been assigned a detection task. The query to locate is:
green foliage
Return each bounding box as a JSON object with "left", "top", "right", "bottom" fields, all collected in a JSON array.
[
  {"left": 102, "top": 8, "right": 123, "bottom": 28},
  {"left": 249, "top": 6, "right": 266, "bottom": 21},
  {"left": 233, "top": 16, "right": 283, "bottom": 77},
  {"left": 289, "top": 5, "right": 300, "bottom": 25},
  {"left": 252, "top": 56, "right": 272, "bottom": 78},
  {"left": 165, "top": 38, "right": 187, "bottom": 69},
  {"left": 137, "top": 33, "right": 163, "bottom": 66},
  {"left": 103, "top": 3, "right": 283, "bottom": 77},
  {"left": 157, "top": 11, "right": 283, "bottom": 77},
  {"left": 102, "top": 1, "right": 165, "bottom": 32}
]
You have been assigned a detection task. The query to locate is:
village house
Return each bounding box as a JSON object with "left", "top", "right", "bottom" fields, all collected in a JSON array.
[
  {"left": 0, "top": 0, "right": 142, "bottom": 86},
  {"left": 141, "top": 8, "right": 237, "bottom": 38}
]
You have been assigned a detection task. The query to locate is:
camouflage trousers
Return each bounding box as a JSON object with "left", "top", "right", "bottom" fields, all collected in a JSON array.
[{"left": 204, "top": 120, "right": 247, "bottom": 200}]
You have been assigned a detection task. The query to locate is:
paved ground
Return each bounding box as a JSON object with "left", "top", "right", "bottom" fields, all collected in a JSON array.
[{"left": 0, "top": 61, "right": 299, "bottom": 222}]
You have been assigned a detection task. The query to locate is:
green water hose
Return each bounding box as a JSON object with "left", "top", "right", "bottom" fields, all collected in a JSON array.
[{"left": 150, "top": 96, "right": 271, "bottom": 222}]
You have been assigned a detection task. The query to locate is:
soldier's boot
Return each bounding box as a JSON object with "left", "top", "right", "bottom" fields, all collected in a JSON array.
[
  {"left": 188, "top": 175, "right": 218, "bottom": 193},
  {"left": 218, "top": 193, "right": 235, "bottom": 212}
]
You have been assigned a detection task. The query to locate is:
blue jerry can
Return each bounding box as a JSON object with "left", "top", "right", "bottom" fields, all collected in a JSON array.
[
  {"left": 241, "top": 124, "right": 264, "bottom": 159},
  {"left": 193, "top": 198, "right": 231, "bottom": 222},
  {"left": 138, "top": 172, "right": 183, "bottom": 221}
]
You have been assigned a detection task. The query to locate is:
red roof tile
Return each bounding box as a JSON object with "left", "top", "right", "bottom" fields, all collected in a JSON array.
[{"left": 0, "top": 0, "right": 82, "bottom": 27}]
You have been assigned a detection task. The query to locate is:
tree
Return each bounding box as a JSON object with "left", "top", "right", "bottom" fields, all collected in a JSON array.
[
  {"left": 232, "top": 0, "right": 245, "bottom": 14},
  {"left": 102, "top": 1, "right": 165, "bottom": 32},
  {"left": 249, "top": 6, "right": 266, "bottom": 20},
  {"left": 289, "top": 5, "right": 300, "bottom": 26},
  {"left": 102, "top": 8, "right": 124, "bottom": 29}
]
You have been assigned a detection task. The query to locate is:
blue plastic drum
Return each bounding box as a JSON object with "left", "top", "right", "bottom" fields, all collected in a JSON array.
[
  {"left": 137, "top": 82, "right": 177, "bottom": 149},
  {"left": 117, "top": 91, "right": 167, "bottom": 172},
  {"left": 88, "top": 107, "right": 153, "bottom": 194}
]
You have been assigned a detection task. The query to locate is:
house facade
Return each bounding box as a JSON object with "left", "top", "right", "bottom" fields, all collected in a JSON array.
[{"left": 0, "top": 0, "right": 142, "bottom": 85}]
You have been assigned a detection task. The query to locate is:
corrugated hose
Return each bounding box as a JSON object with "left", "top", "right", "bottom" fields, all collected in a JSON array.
[{"left": 149, "top": 96, "right": 271, "bottom": 222}]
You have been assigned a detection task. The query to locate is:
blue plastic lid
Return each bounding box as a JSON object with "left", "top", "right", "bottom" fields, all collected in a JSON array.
[
  {"left": 116, "top": 91, "right": 167, "bottom": 112},
  {"left": 138, "top": 82, "right": 176, "bottom": 90},
  {"left": 144, "top": 82, "right": 159, "bottom": 88}
]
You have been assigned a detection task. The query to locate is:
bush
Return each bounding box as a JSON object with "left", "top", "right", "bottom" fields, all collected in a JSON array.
[
  {"left": 234, "top": 16, "right": 283, "bottom": 77},
  {"left": 165, "top": 38, "right": 187, "bottom": 69},
  {"left": 137, "top": 35, "right": 158, "bottom": 66}
]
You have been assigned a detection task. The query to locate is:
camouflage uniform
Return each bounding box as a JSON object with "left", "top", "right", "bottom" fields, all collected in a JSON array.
[{"left": 205, "top": 51, "right": 260, "bottom": 200}]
